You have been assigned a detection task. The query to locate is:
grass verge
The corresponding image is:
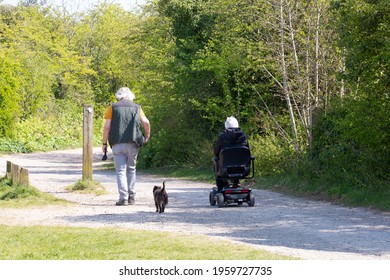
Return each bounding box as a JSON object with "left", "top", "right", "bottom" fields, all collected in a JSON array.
[
  {"left": 140, "top": 166, "right": 214, "bottom": 182},
  {"left": 0, "top": 177, "right": 71, "bottom": 208},
  {"left": 66, "top": 178, "right": 107, "bottom": 195},
  {"left": 0, "top": 225, "right": 294, "bottom": 260},
  {"left": 256, "top": 175, "right": 390, "bottom": 211}
]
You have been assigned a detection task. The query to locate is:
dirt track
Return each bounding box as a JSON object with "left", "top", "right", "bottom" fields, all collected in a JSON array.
[{"left": 0, "top": 148, "right": 389, "bottom": 260}]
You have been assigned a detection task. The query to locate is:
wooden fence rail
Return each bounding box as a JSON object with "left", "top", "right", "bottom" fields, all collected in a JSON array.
[{"left": 6, "top": 161, "right": 29, "bottom": 186}]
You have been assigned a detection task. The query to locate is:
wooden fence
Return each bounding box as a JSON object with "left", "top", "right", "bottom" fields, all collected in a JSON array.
[{"left": 6, "top": 161, "right": 29, "bottom": 186}]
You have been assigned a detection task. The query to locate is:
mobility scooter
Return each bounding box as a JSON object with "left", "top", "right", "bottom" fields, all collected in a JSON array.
[{"left": 209, "top": 146, "right": 255, "bottom": 207}]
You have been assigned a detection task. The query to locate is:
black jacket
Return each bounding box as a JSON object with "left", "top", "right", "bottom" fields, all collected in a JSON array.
[
  {"left": 214, "top": 128, "right": 249, "bottom": 157},
  {"left": 108, "top": 99, "right": 144, "bottom": 148}
]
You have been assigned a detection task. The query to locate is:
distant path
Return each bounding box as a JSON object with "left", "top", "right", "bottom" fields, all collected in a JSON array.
[{"left": 0, "top": 148, "right": 389, "bottom": 260}]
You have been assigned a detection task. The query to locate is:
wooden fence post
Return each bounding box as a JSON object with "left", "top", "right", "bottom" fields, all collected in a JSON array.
[
  {"left": 82, "top": 105, "right": 93, "bottom": 180},
  {"left": 5, "top": 161, "right": 30, "bottom": 186},
  {"left": 11, "top": 163, "right": 20, "bottom": 184},
  {"left": 20, "top": 167, "right": 29, "bottom": 186},
  {"left": 6, "top": 161, "right": 11, "bottom": 178}
]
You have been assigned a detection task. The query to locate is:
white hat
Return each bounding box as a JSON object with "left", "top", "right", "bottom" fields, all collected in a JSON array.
[
  {"left": 225, "top": 116, "right": 239, "bottom": 129},
  {"left": 115, "top": 87, "right": 135, "bottom": 101}
]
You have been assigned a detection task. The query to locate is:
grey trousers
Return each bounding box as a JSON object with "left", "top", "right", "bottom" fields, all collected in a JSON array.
[{"left": 112, "top": 142, "right": 139, "bottom": 201}]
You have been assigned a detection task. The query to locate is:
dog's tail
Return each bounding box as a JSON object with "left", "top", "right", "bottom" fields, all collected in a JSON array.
[{"left": 162, "top": 180, "right": 166, "bottom": 191}]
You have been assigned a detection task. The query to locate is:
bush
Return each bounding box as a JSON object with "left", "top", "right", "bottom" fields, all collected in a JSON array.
[
  {"left": 310, "top": 97, "right": 390, "bottom": 190},
  {"left": 0, "top": 138, "right": 29, "bottom": 153},
  {"left": 14, "top": 110, "right": 83, "bottom": 152},
  {"left": 138, "top": 127, "right": 213, "bottom": 169},
  {"left": 249, "top": 134, "right": 295, "bottom": 177}
]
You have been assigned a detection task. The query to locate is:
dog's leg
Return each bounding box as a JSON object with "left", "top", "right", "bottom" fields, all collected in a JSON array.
[
  {"left": 158, "top": 202, "right": 163, "bottom": 213},
  {"left": 155, "top": 201, "right": 159, "bottom": 212}
]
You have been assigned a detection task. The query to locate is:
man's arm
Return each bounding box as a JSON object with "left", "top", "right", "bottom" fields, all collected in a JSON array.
[
  {"left": 140, "top": 115, "right": 150, "bottom": 143},
  {"left": 102, "top": 119, "right": 111, "bottom": 152}
]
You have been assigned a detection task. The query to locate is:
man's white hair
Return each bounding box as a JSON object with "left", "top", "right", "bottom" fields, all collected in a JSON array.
[
  {"left": 115, "top": 87, "right": 135, "bottom": 101},
  {"left": 225, "top": 116, "right": 239, "bottom": 129}
]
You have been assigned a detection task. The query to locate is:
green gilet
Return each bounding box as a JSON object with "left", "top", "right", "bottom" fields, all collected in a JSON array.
[{"left": 108, "top": 99, "right": 144, "bottom": 147}]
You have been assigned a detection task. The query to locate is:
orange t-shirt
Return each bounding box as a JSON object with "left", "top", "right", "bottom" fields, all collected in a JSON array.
[{"left": 104, "top": 105, "right": 145, "bottom": 119}]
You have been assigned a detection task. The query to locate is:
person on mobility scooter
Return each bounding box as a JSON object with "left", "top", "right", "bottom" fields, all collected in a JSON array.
[{"left": 210, "top": 116, "right": 255, "bottom": 207}]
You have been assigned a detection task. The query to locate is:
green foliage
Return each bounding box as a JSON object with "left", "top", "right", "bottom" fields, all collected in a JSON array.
[
  {"left": 0, "top": 138, "right": 29, "bottom": 153},
  {"left": 311, "top": 97, "right": 389, "bottom": 190},
  {"left": 13, "top": 102, "right": 84, "bottom": 151},
  {"left": 139, "top": 125, "right": 212, "bottom": 168},
  {"left": 0, "top": 51, "right": 22, "bottom": 137},
  {"left": 0, "top": 3, "right": 129, "bottom": 152},
  {"left": 255, "top": 0, "right": 390, "bottom": 209},
  {"left": 3, "top": 6, "right": 62, "bottom": 118},
  {"left": 275, "top": 95, "right": 390, "bottom": 210},
  {"left": 74, "top": 3, "right": 143, "bottom": 109},
  {"left": 305, "top": 0, "right": 390, "bottom": 198},
  {"left": 250, "top": 134, "right": 295, "bottom": 177},
  {"left": 331, "top": 0, "right": 390, "bottom": 96}
]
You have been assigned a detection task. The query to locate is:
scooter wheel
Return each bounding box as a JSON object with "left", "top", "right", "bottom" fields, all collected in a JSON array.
[
  {"left": 216, "top": 193, "right": 224, "bottom": 208},
  {"left": 209, "top": 191, "right": 216, "bottom": 206},
  {"left": 248, "top": 192, "right": 255, "bottom": 207}
]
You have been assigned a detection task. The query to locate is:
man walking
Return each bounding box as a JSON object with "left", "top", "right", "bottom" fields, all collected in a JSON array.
[{"left": 102, "top": 87, "right": 150, "bottom": 205}]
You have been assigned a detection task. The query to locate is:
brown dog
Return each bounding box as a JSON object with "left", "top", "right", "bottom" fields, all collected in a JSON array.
[{"left": 153, "top": 181, "right": 168, "bottom": 213}]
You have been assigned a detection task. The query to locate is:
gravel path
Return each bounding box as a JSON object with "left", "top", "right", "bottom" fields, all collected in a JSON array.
[{"left": 0, "top": 148, "right": 389, "bottom": 260}]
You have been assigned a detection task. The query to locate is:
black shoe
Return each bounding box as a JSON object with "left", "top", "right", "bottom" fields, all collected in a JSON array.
[
  {"left": 128, "top": 196, "right": 135, "bottom": 205},
  {"left": 115, "top": 199, "right": 128, "bottom": 206}
]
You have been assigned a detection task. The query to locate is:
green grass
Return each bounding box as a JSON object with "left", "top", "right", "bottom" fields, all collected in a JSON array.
[
  {"left": 66, "top": 178, "right": 107, "bottom": 195},
  {"left": 341, "top": 186, "right": 390, "bottom": 210},
  {"left": 0, "top": 225, "right": 294, "bottom": 260},
  {"left": 0, "top": 177, "right": 71, "bottom": 208},
  {"left": 256, "top": 175, "right": 390, "bottom": 211}
]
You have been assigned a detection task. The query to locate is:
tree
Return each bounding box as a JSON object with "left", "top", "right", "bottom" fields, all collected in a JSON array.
[
  {"left": 0, "top": 52, "right": 21, "bottom": 137},
  {"left": 264, "top": 0, "right": 340, "bottom": 150},
  {"left": 0, "top": 4, "right": 95, "bottom": 149},
  {"left": 74, "top": 3, "right": 142, "bottom": 112},
  {"left": 323, "top": 0, "right": 390, "bottom": 187}
]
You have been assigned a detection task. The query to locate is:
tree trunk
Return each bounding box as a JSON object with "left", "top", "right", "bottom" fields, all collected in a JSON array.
[{"left": 280, "top": 0, "right": 298, "bottom": 151}]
